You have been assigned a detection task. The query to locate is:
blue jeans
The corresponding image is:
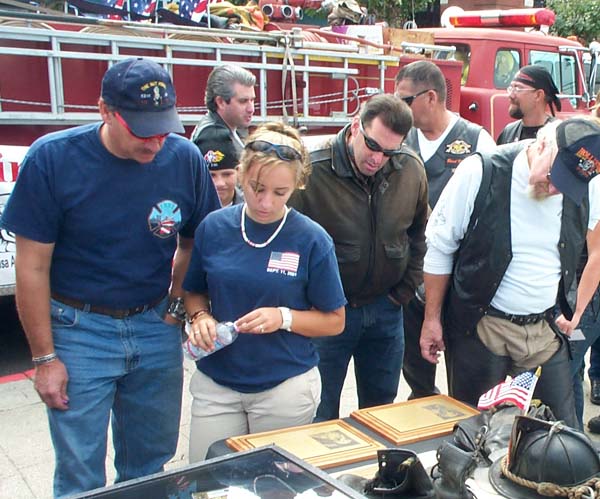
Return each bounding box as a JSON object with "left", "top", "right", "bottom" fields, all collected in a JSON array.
[
  {"left": 49, "top": 297, "right": 184, "bottom": 497},
  {"left": 570, "top": 289, "right": 600, "bottom": 429},
  {"left": 313, "top": 294, "right": 404, "bottom": 421}
]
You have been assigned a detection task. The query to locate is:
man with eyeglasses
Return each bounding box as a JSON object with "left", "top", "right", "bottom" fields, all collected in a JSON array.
[
  {"left": 497, "top": 64, "right": 561, "bottom": 144},
  {"left": 394, "top": 60, "right": 496, "bottom": 401},
  {"left": 421, "top": 117, "right": 600, "bottom": 428},
  {"left": 0, "top": 58, "right": 221, "bottom": 496},
  {"left": 289, "top": 94, "right": 429, "bottom": 420}
]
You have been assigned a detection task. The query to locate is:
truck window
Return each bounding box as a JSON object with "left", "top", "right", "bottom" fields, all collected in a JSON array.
[
  {"left": 494, "top": 50, "right": 519, "bottom": 89},
  {"left": 530, "top": 50, "right": 577, "bottom": 105}
]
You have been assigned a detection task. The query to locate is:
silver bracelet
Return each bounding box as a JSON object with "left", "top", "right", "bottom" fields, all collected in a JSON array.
[{"left": 32, "top": 352, "right": 58, "bottom": 366}]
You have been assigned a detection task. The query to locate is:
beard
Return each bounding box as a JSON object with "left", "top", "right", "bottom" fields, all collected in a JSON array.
[{"left": 509, "top": 105, "right": 524, "bottom": 119}]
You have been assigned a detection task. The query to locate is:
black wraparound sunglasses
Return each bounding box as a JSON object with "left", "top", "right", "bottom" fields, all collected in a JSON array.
[
  {"left": 359, "top": 120, "right": 403, "bottom": 157},
  {"left": 397, "top": 88, "right": 432, "bottom": 106}
]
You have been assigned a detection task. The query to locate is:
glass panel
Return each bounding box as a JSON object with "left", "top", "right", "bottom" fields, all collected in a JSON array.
[
  {"left": 73, "top": 447, "right": 362, "bottom": 499},
  {"left": 494, "top": 49, "right": 520, "bottom": 89}
]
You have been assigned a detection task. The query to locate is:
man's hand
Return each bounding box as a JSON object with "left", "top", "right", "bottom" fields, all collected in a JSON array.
[
  {"left": 34, "top": 359, "right": 69, "bottom": 410},
  {"left": 420, "top": 318, "right": 445, "bottom": 364},
  {"left": 555, "top": 313, "right": 581, "bottom": 336}
]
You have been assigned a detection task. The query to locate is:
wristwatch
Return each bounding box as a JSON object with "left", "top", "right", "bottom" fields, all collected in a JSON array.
[
  {"left": 167, "top": 297, "right": 186, "bottom": 322},
  {"left": 278, "top": 306, "right": 293, "bottom": 331}
]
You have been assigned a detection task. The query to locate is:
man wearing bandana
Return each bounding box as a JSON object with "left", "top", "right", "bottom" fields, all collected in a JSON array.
[{"left": 497, "top": 64, "right": 562, "bottom": 144}]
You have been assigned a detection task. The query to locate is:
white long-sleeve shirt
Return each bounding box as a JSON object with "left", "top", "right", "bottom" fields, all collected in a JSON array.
[{"left": 424, "top": 149, "right": 600, "bottom": 315}]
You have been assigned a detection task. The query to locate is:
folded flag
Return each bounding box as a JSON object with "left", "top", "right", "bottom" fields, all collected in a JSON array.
[{"left": 477, "top": 367, "right": 541, "bottom": 412}]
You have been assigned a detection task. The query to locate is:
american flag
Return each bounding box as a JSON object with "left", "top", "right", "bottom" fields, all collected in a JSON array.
[
  {"left": 267, "top": 251, "right": 300, "bottom": 273},
  {"left": 102, "top": 0, "right": 156, "bottom": 17},
  {"left": 477, "top": 368, "right": 540, "bottom": 411}
]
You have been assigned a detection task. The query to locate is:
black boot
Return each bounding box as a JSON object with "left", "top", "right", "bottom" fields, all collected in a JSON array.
[{"left": 432, "top": 442, "right": 477, "bottom": 499}]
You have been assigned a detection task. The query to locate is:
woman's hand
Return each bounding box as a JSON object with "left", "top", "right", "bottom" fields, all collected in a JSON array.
[
  {"left": 188, "top": 313, "right": 219, "bottom": 352},
  {"left": 235, "top": 307, "right": 283, "bottom": 334}
]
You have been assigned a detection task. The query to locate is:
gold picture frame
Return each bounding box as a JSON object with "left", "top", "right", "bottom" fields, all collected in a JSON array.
[
  {"left": 226, "top": 420, "right": 385, "bottom": 469},
  {"left": 350, "top": 394, "right": 479, "bottom": 445}
]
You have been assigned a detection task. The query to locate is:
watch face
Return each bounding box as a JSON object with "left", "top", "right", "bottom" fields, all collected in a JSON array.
[{"left": 168, "top": 299, "right": 186, "bottom": 320}]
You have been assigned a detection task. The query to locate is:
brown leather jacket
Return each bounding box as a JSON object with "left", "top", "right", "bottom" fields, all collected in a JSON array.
[{"left": 289, "top": 125, "right": 429, "bottom": 307}]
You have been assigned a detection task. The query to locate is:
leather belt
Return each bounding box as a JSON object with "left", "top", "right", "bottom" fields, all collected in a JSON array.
[
  {"left": 485, "top": 306, "right": 550, "bottom": 327},
  {"left": 51, "top": 293, "right": 166, "bottom": 319}
]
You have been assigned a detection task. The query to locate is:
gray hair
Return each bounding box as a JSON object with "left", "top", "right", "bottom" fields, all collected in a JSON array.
[
  {"left": 395, "top": 60, "right": 447, "bottom": 103},
  {"left": 205, "top": 65, "right": 256, "bottom": 112}
]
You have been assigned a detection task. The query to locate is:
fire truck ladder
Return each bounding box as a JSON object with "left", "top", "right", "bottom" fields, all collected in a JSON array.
[{"left": 0, "top": 18, "right": 408, "bottom": 130}]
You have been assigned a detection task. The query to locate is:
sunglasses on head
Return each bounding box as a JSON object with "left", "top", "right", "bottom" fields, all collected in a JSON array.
[
  {"left": 113, "top": 112, "right": 169, "bottom": 142},
  {"left": 397, "top": 88, "right": 432, "bottom": 107},
  {"left": 358, "top": 120, "right": 403, "bottom": 157},
  {"left": 245, "top": 140, "right": 302, "bottom": 161}
]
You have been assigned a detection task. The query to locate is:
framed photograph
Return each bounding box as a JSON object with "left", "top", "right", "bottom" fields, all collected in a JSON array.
[
  {"left": 350, "top": 394, "right": 479, "bottom": 445},
  {"left": 226, "top": 420, "right": 385, "bottom": 469}
]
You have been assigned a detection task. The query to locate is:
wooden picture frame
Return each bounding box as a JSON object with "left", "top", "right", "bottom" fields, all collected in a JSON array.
[
  {"left": 226, "top": 420, "right": 385, "bottom": 469},
  {"left": 350, "top": 394, "right": 479, "bottom": 445}
]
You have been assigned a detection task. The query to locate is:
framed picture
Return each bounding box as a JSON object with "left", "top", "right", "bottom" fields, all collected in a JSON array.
[
  {"left": 226, "top": 420, "right": 385, "bottom": 469},
  {"left": 350, "top": 394, "right": 479, "bottom": 445}
]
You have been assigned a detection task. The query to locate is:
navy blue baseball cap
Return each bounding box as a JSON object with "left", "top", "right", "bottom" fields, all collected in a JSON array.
[
  {"left": 550, "top": 117, "right": 600, "bottom": 205},
  {"left": 101, "top": 58, "right": 185, "bottom": 137}
]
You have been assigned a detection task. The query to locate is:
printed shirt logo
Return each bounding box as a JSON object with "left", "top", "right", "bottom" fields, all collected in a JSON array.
[
  {"left": 148, "top": 200, "right": 181, "bottom": 239},
  {"left": 445, "top": 140, "right": 472, "bottom": 155},
  {"left": 267, "top": 251, "right": 300, "bottom": 276}
]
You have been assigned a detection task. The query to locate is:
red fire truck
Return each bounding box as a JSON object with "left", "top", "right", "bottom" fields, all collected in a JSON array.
[{"left": 0, "top": 6, "right": 597, "bottom": 293}]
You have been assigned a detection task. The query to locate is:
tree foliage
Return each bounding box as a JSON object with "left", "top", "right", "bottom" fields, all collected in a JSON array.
[
  {"left": 361, "top": 0, "right": 430, "bottom": 28},
  {"left": 546, "top": 0, "right": 600, "bottom": 44}
]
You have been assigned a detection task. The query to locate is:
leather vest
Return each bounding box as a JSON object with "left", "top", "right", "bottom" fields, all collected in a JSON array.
[
  {"left": 405, "top": 118, "right": 482, "bottom": 207},
  {"left": 444, "top": 142, "right": 589, "bottom": 335}
]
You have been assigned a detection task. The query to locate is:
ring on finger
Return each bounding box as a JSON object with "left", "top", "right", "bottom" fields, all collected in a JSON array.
[{"left": 259, "top": 324, "right": 265, "bottom": 333}]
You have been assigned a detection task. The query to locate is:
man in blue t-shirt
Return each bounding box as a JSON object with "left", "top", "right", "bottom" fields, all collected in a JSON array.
[{"left": 0, "top": 58, "right": 220, "bottom": 497}]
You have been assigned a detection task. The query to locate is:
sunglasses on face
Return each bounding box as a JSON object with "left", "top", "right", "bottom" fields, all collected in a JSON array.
[
  {"left": 113, "top": 112, "right": 169, "bottom": 142},
  {"left": 397, "top": 88, "right": 432, "bottom": 107},
  {"left": 358, "top": 120, "right": 403, "bottom": 157},
  {"left": 245, "top": 140, "right": 302, "bottom": 161}
]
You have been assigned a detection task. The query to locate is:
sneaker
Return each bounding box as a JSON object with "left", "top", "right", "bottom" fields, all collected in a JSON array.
[
  {"left": 591, "top": 378, "right": 600, "bottom": 405},
  {"left": 588, "top": 415, "right": 600, "bottom": 434}
]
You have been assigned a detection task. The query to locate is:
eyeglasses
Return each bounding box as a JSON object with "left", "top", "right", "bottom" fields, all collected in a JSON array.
[
  {"left": 245, "top": 140, "right": 302, "bottom": 161},
  {"left": 397, "top": 88, "right": 432, "bottom": 106},
  {"left": 113, "top": 112, "right": 169, "bottom": 142},
  {"left": 506, "top": 85, "right": 537, "bottom": 95},
  {"left": 358, "top": 120, "right": 403, "bottom": 157}
]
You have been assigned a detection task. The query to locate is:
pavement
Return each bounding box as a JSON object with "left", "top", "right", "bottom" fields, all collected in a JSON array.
[{"left": 1, "top": 354, "right": 599, "bottom": 498}]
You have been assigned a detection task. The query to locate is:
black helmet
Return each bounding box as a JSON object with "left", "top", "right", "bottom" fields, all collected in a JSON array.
[{"left": 489, "top": 416, "right": 600, "bottom": 499}]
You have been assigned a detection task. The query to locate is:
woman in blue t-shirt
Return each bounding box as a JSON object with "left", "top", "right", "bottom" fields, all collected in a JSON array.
[{"left": 183, "top": 122, "right": 347, "bottom": 462}]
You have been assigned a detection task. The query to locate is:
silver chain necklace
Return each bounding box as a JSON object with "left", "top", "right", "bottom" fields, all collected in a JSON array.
[{"left": 240, "top": 203, "right": 289, "bottom": 248}]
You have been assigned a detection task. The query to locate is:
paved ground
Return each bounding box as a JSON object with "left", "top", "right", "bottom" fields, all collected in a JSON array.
[{"left": 1, "top": 355, "right": 599, "bottom": 498}]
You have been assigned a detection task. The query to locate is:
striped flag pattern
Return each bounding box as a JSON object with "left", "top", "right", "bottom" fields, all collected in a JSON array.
[{"left": 477, "top": 369, "right": 539, "bottom": 411}]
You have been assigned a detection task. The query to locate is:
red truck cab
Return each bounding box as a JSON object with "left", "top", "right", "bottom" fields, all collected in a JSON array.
[{"left": 422, "top": 9, "right": 594, "bottom": 139}]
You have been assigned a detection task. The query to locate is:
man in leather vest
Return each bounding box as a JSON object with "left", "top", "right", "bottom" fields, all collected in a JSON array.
[
  {"left": 497, "top": 64, "right": 561, "bottom": 144},
  {"left": 289, "top": 94, "right": 429, "bottom": 420},
  {"left": 421, "top": 118, "right": 600, "bottom": 428},
  {"left": 394, "top": 60, "right": 496, "bottom": 400}
]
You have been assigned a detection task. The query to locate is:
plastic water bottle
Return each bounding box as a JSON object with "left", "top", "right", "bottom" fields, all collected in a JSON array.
[{"left": 182, "top": 321, "right": 239, "bottom": 360}]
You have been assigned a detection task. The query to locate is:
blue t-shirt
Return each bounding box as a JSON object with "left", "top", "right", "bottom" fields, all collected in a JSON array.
[
  {"left": 1, "top": 123, "right": 221, "bottom": 308},
  {"left": 183, "top": 204, "right": 346, "bottom": 393}
]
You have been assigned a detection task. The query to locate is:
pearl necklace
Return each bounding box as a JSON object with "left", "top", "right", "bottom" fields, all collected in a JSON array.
[{"left": 241, "top": 203, "right": 289, "bottom": 248}]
